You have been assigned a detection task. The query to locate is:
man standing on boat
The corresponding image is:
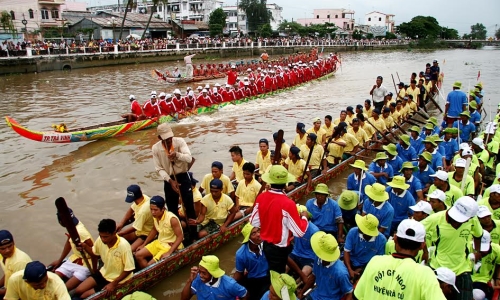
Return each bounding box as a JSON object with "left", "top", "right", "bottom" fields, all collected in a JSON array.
[
  {"left": 184, "top": 53, "right": 196, "bottom": 78},
  {"left": 152, "top": 123, "right": 197, "bottom": 242},
  {"left": 249, "top": 165, "right": 309, "bottom": 273},
  {"left": 369, "top": 76, "right": 388, "bottom": 112}
]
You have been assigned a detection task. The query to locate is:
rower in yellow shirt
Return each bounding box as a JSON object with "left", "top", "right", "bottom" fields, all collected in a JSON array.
[
  {"left": 293, "top": 122, "right": 308, "bottom": 148},
  {"left": 406, "top": 80, "right": 420, "bottom": 107},
  {"left": 389, "top": 102, "right": 401, "bottom": 124},
  {"left": 273, "top": 132, "right": 290, "bottom": 161},
  {"left": 234, "top": 162, "right": 262, "bottom": 220},
  {"left": 367, "top": 109, "right": 387, "bottom": 135},
  {"left": 407, "top": 94, "right": 418, "bottom": 115},
  {"left": 345, "top": 106, "right": 356, "bottom": 125},
  {"left": 348, "top": 118, "right": 370, "bottom": 148},
  {"left": 381, "top": 107, "right": 395, "bottom": 129},
  {"left": 364, "top": 99, "right": 373, "bottom": 117},
  {"left": 229, "top": 146, "right": 247, "bottom": 182},
  {"left": 307, "top": 117, "right": 327, "bottom": 145},
  {"left": 322, "top": 115, "right": 334, "bottom": 140},
  {"left": 255, "top": 139, "right": 272, "bottom": 175},
  {"left": 200, "top": 161, "right": 235, "bottom": 198},
  {"left": 284, "top": 146, "right": 311, "bottom": 191},
  {"left": 299, "top": 133, "right": 326, "bottom": 178},
  {"left": 0, "top": 230, "right": 31, "bottom": 298},
  {"left": 397, "top": 82, "right": 406, "bottom": 101}
]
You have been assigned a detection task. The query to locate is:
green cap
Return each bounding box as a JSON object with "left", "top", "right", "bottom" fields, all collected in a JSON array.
[
  {"left": 419, "top": 151, "right": 432, "bottom": 162},
  {"left": 453, "top": 81, "right": 462, "bottom": 89},
  {"left": 399, "top": 161, "right": 415, "bottom": 173},
  {"left": 373, "top": 152, "right": 389, "bottom": 161},
  {"left": 469, "top": 101, "right": 477, "bottom": 109},
  {"left": 431, "top": 134, "right": 443, "bottom": 143},
  {"left": 408, "top": 125, "right": 421, "bottom": 133},
  {"left": 429, "top": 117, "right": 438, "bottom": 126},
  {"left": 443, "top": 127, "right": 458, "bottom": 134},
  {"left": 313, "top": 183, "right": 330, "bottom": 195},
  {"left": 383, "top": 143, "right": 398, "bottom": 156},
  {"left": 400, "top": 134, "right": 410, "bottom": 146},
  {"left": 422, "top": 137, "right": 437, "bottom": 146},
  {"left": 460, "top": 111, "right": 471, "bottom": 118},
  {"left": 424, "top": 123, "right": 434, "bottom": 130}
]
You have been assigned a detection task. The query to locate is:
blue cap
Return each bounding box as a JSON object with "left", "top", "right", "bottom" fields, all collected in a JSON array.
[
  {"left": 210, "top": 179, "right": 223, "bottom": 190},
  {"left": 356, "top": 104, "right": 363, "bottom": 109},
  {"left": 297, "top": 122, "right": 306, "bottom": 133},
  {"left": 273, "top": 132, "right": 285, "bottom": 143},
  {"left": 383, "top": 107, "right": 391, "bottom": 113},
  {"left": 150, "top": 195, "right": 165, "bottom": 208},
  {"left": 365, "top": 99, "right": 371, "bottom": 104},
  {"left": 290, "top": 146, "right": 301, "bottom": 156},
  {"left": 0, "top": 230, "right": 13, "bottom": 246},
  {"left": 308, "top": 133, "right": 317, "bottom": 141},
  {"left": 373, "top": 109, "right": 381, "bottom": 114},
  {"left": 23, "top": 261, "right": 47, "bottom": 283},
  {"left": 346, "top": 106, "right": 354, "bottom": 112},
  {"left": 56, "top": 208, "right": 79, "bottom": 226},
  {"left": 338, "top": 121, "right": 348, "bottom": 128},
  {"left": 125, "top": 184, "right": 143, "bottom": 203},
  {"left": 211, "top": 161, "right": 223, "bottom": 169},
  {"left": 188, "top": 172, "right": 198, "bottom": 186},
  {"left": 390, "top": 102, "right": 396, "bottom": 107}
]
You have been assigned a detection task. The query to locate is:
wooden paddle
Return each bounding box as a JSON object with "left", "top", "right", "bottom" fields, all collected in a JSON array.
[
  {"left": 55, "top": 197, "right": 93, "bottom": 274},
  {"left": 321, "top": 123, "right": 348, "bottom": 169},
  {"left": 428, "top": 91, "right": 444, "bottom": 113},
  {"left": 301, "top": 140, "right": 316, "bottom": 182},
  {"left": 393, "top": 121, "right": 407, "bottom": 134},
  {"left": 366, "top": 118, "right": 395, "bottom": 144},
  {"left": 272, "top": 130, "right": 284, "bottom": 165}
]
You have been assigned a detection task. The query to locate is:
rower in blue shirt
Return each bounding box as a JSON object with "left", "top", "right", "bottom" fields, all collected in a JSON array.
[
  {"left": 452, "top": 111, "right": 476, "bottom": 143},
  {"left": 305, "top": 184, "right": 343, "bottom": 240},
  {"left": 441, "top": 128, "right": 459, "bottom": 167},
  {"left": 368, "top": 152, "right": 394, "bottom": 185},
  {"left": 445, "top": 81, "right": 468, "bottom": 125},
  {"left": 423, "top": 135, "right": 444, "bottom": 171},
  {"left": 299, "top": 232, "right": 353, "bottom": 300},
  {"left": 260, "top": 271, "right": 297, "bottom": 300},
  {"left": 383, "top": 143, "right": 404, "bottom": 176},
  {"left": 419, "top": 123, "right": 434, "bottom": 141},
  {"left": 409, "top": 126, "right": 425, "bottom": 155},
  {"left": 337, "top": 190, "right": 359, "bottom": 231},
  {"left": 344, "top": 214, "right": 387, "bottom": 280},
  {"left": 468, "top": 100, "right": 481, "bottom": 127},
  {"left": 429, "top": 117, "right": 441, "bottom": 135},
  {"left": 289, "top": 208, "right": 319, "bottom": 277},
  {"left": 396, "top": 134, "right": 417, "bottom": 162},
  {"left": 413, "top": 151, "right": 436, "bottom": 194},
  {"left": 234, "top": 223, "right": 269, "bottom": 300},
  {"left": 386, "top": 176, "right": 416, "bottom": 236},
  {"left": 346, "top": 160, "right": 376, "bottom": 200},
  {"left": 362, "top": 183, "right": 394, "bottom": 237},
  {"left": 400, "top": 161, "right": 424, "bottom": 201}
]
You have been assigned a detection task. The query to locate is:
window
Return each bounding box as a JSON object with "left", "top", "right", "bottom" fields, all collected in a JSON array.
[
  {"left": 379, "top": 17, "right": 381, "bottom": 21},
  {"left": 346, "top": 24, "right": 349, "bottom": 29},
  {"left": 327, "top": 14, "right": 330, "bottom": 19},
  {"left": 316, "top": 15, "right": 319, "bottom": 19},
  {"left": 10, "top": 11, "right": 15, "bottom": 20},
  {"left": 335, "top": 14, "right": 338, "bottom": 18},
  {"left": 51, "top": 9, "right": 59, "bottom": 19},
  {"left": 158, "top": 6, "right": 162, "bottom": 12},
  {"left": 368, "top": 17, "right": 371, "bottom": 21},
  {"left": 28, "top": 9, "right": 34, "bottom": 19},
  {"left": 41, "top": 9, "right": 49, "bottom": 20}
]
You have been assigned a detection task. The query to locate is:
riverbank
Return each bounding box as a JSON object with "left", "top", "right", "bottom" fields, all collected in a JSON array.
[{"left": 0, "top": 43, "right": 413, "bottom": 75}]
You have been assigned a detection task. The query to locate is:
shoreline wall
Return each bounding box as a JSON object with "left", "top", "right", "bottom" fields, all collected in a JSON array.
[{"left": 0, "top": 44, "right": 412, "bottom": 75}]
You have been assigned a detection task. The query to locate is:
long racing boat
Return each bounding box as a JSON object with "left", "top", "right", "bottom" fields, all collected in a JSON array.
[{"left": 84, "top": 101, "right": 437, "bottom": 300}]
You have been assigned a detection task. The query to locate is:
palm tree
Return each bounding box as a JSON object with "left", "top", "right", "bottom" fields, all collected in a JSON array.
[
  {"left": 118, "top": 0, "right": 135, "bottom": 40},
  {"left": 141, "top": 0, "right": 167, "bottom": 39},
  {"left": 0, "top": 11, "right": 17, "bottom": 37}
]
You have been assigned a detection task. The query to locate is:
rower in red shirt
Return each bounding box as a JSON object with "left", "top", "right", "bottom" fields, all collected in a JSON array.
[
  {"left": 142, "top": 91, "right": 160, "bottom": 118},
  {"left": 256, "top": 74, "right": 265, "bottom": 94},
  {"left": 221, "top": 84, "right": 235, "bottom": 102},
  {"left": 264, "top": 71, "right": 273, "bottom": 93},
  {"left": 226, "top": 65, "right": 238, "bottom": 85},
  {"left": 196, "top": 89, "right": 213, "bottom": 107},
  {"left": 172, "top": 89, "right": 185, "bottom": 111},
  {"left": 121, "top": 94, "right": 145, "bottom": 122},
  {"left": 250, "top": 165, "right": 308, "bottom": 273},
  {"left": 158, "top": 93, "right": 174, "bottom": 116},
  {"left": 233, "top": 84, "right": 244, "bottom": 100},
  {"left": 211, "top": 88, "right": 223, "bottom": 104}
]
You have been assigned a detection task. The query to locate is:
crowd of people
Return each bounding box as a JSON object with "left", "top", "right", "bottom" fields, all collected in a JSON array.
[{"left": 1, "top": 56, "right": 498, "bottom": 300}]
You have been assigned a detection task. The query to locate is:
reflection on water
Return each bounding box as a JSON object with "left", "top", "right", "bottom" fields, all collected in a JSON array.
[{"left": 0, "top": 48, "right": 499, "bottom": 296}]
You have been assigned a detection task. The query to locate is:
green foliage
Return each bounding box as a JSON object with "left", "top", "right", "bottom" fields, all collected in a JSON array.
[
  {"left": 496, "top": 28, "right": 500, "bottom": 39},
  {"left": 0, "top": 10, "right": 16, "bottom": 35},
  {"left": 397, "top": 16, "right": 441, "bottom": 39},
  {"left": 385, "top": 31, "right": 397, "bottom": 39},
  {"left": 209, "top": 8, "right": 226, "bottom": 36},
  {"left": 277, "top": 20, "right": 302, "bottom": 35},
  {"left": 352, "top": 29, "right": 363, "bottom": 40},
  {"left": 441, "top": 27, "right": 459, "bottom": 39},
  {"left": 366, "top": 33, "right": 374, "bottom": 39},
  {"left": 466, "top": 23, "right": 487, "bottom": 40},
  {"left": 258, "top": 23, "right": 272, "bottom": 37},
  {"left": 239, "top": 0, "right": 271, "bottom": 32}
]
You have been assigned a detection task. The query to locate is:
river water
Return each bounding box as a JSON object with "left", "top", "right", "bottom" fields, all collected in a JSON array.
[{"left": 0, "top": 47, "right": 499, "bottom": 298}]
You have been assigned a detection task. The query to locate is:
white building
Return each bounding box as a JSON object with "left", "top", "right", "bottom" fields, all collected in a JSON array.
[
  {"left": 88, "top": 0, "right": 223, "bottom": 23},
  {"left": 364, "top": 11, "right": 395, "bottom": 33},
  {"left": 223, "top": 3, "right": 283, "bottom": 35},
  {"left": 266, "top": 3, "right": 283, "bottom": 31}
]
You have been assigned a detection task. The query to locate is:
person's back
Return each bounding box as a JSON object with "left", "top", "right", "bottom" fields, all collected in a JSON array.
[{"left": 355, "top": 255, "right": 445, "bottom": 300}]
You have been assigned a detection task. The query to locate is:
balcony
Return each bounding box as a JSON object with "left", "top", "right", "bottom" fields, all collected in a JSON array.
[{"left": 38, "top": 0, "right": 64, "bottom": 4}]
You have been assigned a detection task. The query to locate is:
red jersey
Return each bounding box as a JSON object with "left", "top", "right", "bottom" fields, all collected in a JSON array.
[
  {"left": 221, "top": 89, "right": 235, "bottom": 102},
  {"left": 212, "top": 93, "right": 223, "bottom": 103},
  {"left": 130, "top": 100, "right": 142, "bottom": 116},
  {"left": 197, "top": 94, "right": 213, "bottom": 107},
  {"left": 142, "top": 100, "right": 160, "bottom": 117},
  {"left": 249, "top": 190, "right": 308, "bottom": 247},
  {"left": 227, "top": 70, "right": 238, "bottom": 85}
]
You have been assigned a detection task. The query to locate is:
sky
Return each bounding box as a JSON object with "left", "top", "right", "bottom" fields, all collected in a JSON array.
[{"left": 79, "top": 0, "right": 499, "bottom": 36}]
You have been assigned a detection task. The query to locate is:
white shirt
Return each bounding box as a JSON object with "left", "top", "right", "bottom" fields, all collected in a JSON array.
[{"left": 373, "top": 85, "right": 388, "bottom": 103}]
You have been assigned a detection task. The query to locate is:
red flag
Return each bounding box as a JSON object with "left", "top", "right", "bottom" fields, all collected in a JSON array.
[{"left": 477, "top": 70, "right": 481, "bottom": 81}]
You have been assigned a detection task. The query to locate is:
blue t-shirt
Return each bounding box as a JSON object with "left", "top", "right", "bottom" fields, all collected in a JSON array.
[
  {"left": 306, "top": 198, "right": 343, "bottom": 232},
  {"left": 310, "top": 258, "right": 353, "bottom": 300},
  {"left": 446, "top": 90, "right": 468, "bottom": 118},
  {"left": 191, "top": 274, "right": 247, "bottom": 300},
  {"left": 429, "top": 149, "right": 444, "bottom": 171},
  {"left": 410, "top": 136, "right": 425, "bottom": 155},
  {"left": 396, "top": 143, "right": 417, "bottom": 162},
  {"left": 406, "top": 175, "right": 423, "bottom": 201},
  {"left": 452, "top": 120, "right": 476, "bottom": 143},
  {"left": 386, "top": 187, "right": 416, "bottom": 222},
  {"left": 346, "top": 173, "right": 376, "bottom": 200},
  {"left": 387, "top": 155, "right": 404, "bottom": 176},
  {"left": 437, "top": 143, "right": 446, "bottom": 156},
  {"left": 412, "top": 163, "right": 436, "bottom": 187},
  {"left": 344, "top": 227, "right": 387, "bottom": 267},
  {"left": 291, "top": 222, "right": 319, "bottom": 260},
  {"left": 441, "top": 138, "right": 459, "bottom": 161},
  {"left": 368, "top": 162, "right": 394, "bottom": 185},
  {"left": 470, "top": 111, "right": 481, "bottom": 125},
  {"left": 235, "top": 244, "right": 269, "bottom": 279},
  {"left": 260, "top": 291, "right": 270, "bottom": 300},
  {"left": 362, "top": 200, "right": 394, "bottom": 237}
]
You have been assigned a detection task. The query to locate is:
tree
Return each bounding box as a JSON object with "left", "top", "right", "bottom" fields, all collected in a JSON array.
[
  {"left": 441, "top": 27, "right": 459, "bottom": 39},
  {"left": 366, "top": 33, "right": 374, "bottom": 39},
  {"left": 352, "top": 29, "right": 362, "bottom": 40},
  {"left": 258, "top": 23, "right": 272, "bottom": 37},
  {"left": 142, "top": 0, "right": 168, "bottom": 39},
  {"left": 278, "top": 20, "right": 303, "bottom": 35},
  {"left": 208, "top": 8, "right": 226, "bottom": 36},
  {"left": 0, "top": 11, "right": 16, "bottom": 36},
  {"left": 397, "top": 16, "right": 441, "bottom": 39},
  {"left": 118, "top": 0, "right": 134, "bottom": 40},
  {"left": 496, "top": 27, "right": 500, "bottom": 39},
  {"left": 239, "top": 0, "right": 271, "bottom": 33},
  {"left": 469, "top": 23, "right": 487, "bottom": 40},
  {"left": 385, "top": 31, "right": 397, "bottom": 39}
]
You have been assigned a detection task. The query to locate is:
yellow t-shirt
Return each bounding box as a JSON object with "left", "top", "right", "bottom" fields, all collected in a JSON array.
[
  {"left": 408, "top": 101, "right": 418, "bottom": 114},
  {"left": 406, "top": 86, "right": 420, "bottom": 102},
  {"left": 286, "top": 158, "right": 307, "bottom": 181},
  {"left": 193, "top": 186, "right": 203, "bottom": 203},
  {"left": 235, "top": 178, "right": 262, "bottom": 207},
  {"left": 333, "top": 118, "right": 346, "bottom": 126},
  {"left": 5, "top": 271, "right": 70, "bottom": 300},
  {"left": 306, "top": 127, "right": 327, "bottom": 144},
  {"left": 0, "top": 247, "right": 31, "bottom": 285},
  {"left": 396, "top": 107, "right": 407, "bottom": 119},
  {"left": 391, "top": 110, "right": 401, "bottom": 123},
  {"left": 293, "top": 133, "right": 308, "bottom": 148},
  {"left": 326, "top": 138, "right": 345, "bottom": 164},
  {"left": 382, "top": 115, "right": 395, "bottom": 129},
  {"left": 255, "top": 150, "right": 271, "bottom": 175},
  {"left": 200, "top": 194, "right": 235, "bottom": 225},
  {"left": 232, "top": 158, "right": 247, "bottom": 182},
  {"left": 200, "top": 174, "right": 235, "bottom": 195},
  {"left": 131, "top": 195, "right": 154, "bottom": 237},
  {"left": 345, "top": 114, "right": 355, "bottom": 125},
  {"left": 362, "top": 123, "right": 375, "bottom": 138},
  {"left": 321, "top": 124, "right": 334, "bottom": 139},
  {"left": 343, "top": 132, "right": 360, "bottom": 152},
  {"left": 364, "top": 107, "right": 373, "bottom": 117},
  {"left": 367, "top": 117, "right": 387, "bottom": 133},
  {"left": 299, "top": 144, "right": 324, "bottom": 170},
  {"left": 93, "top": 236, "right": 135, "bottom": 283},
  {"left": 398, "top": 88, "right": 406, "bottom": 100},
  {"left": 280, "top": 142, "right": 290, "bottom": 160},
  {"left": 448, "top": 172, "right": 475, "bottom": 196},
  {"left": 68, "top": 222, "right": 94, "bottom": 262},
  {"left": 348, "top": 127, "right": 369, "bottom": 145},
  {"left": 154, "top": 210, "right": 183, "bottom": 248}
]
